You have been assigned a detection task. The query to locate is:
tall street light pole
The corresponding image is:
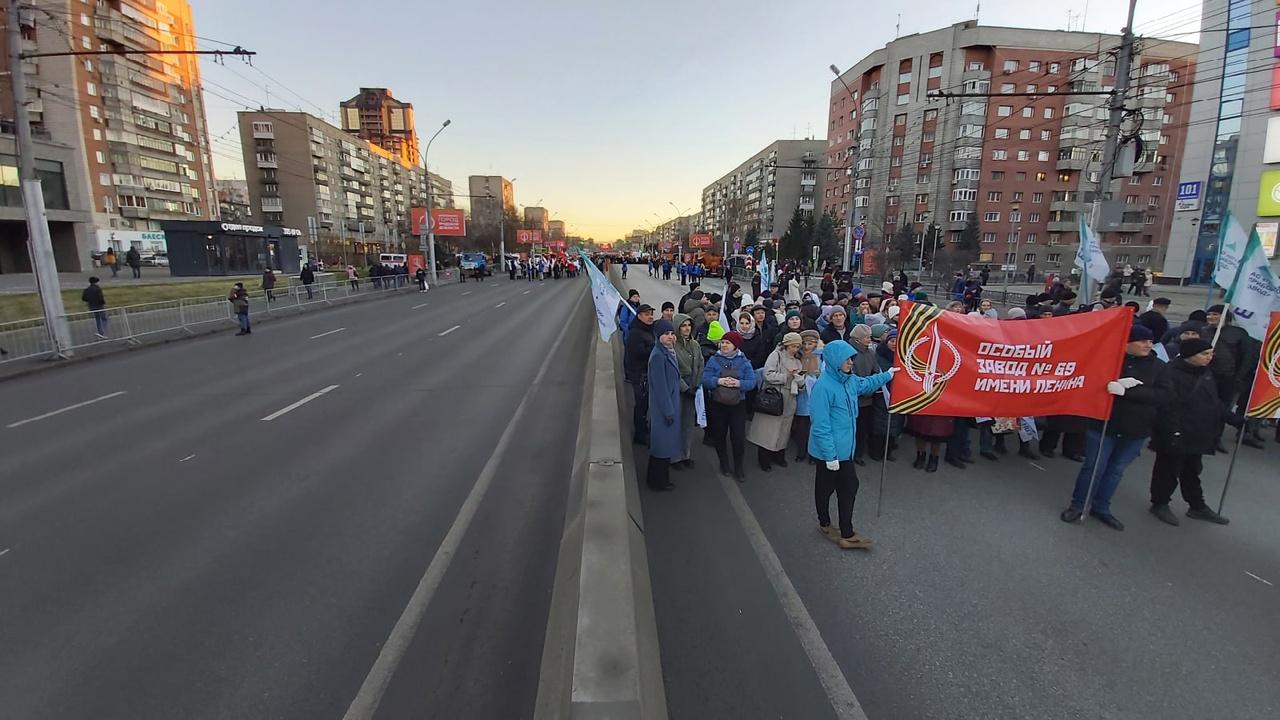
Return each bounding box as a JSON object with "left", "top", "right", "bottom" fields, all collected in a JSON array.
[
  {"left": 669, "top": 201, "right": 690, "bottom": 263},
  {"left": 423, "top": 119, "right": 451, "bottom": 283},
  {"left": 1005, "top": 202, "right": 1021, "bottom": 300},
  {"left": 831, "top": 64, "right": 859, "bottom": 273}
]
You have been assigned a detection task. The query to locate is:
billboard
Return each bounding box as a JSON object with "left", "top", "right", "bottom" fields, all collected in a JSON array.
[
  {"left": 1258, "top": 170, "right": 1280, "bottom": 217},
  {"left": 516, "top": 229, "right": 543, "bottom": 244},
  {"left": 1175, "top": 181, "right": 1202, "bottom": 212},
  {"left": 1258, "top": 222, "right": 1279, "bottom": 259},
  {"left": 411, "top": 208, "right": 467, "bottom": 236},
  {"left": 689, "top": 233, "right": 714, "bottom": 248}
]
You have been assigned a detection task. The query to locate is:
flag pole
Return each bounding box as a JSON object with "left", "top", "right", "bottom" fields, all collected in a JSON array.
[
  {"left": 1217, "top": 377, "right": 1260, "bottom": 514},
  {"left": 1078, "top": 416, "right": 1111, "bottom": 522},
  {"left": 876, "top": 406, "right": 892, "bottom": 518}
]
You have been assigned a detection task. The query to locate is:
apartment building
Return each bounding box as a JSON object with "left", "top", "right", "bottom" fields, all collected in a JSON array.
[
  {"left": 468, "top": 175, "right": 515, "bottom": 228},
  {"left": 215, "top": 179, "right": 250, "bottom": 221},
  {"left": 524, "top": 206, "right": 549, "bottom": 233},
  {"left": 0, "top": 0, "right": 216, "bottom": 270},
  {"left": 340, "top": 88, "right": 420, "bottom": 168},
  {"left": 237, "top": 110, "right": 448, "bottom": 252},
  {"left": 700, "top": 139, "right": 824, "bottom": 245},
  {"left": 827, "top": 21, "right": 1195, "bottom": 276},
  {"left": 654, "top": 215, "right": 694, "bottom": 250},
  {"left": 548, "top": 219, "right": 566, "bottom": 239}
]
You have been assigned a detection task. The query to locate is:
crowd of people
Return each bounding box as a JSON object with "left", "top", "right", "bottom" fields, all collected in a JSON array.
[
  {"left": 620, "top": 265, "right": 1276, "bottom": 550},
  {"left": 505, "top": 255, "right": 580, "bottom": 281}
]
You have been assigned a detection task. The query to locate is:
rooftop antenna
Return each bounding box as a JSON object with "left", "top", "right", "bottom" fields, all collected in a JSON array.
[
  {"left": 1081, "top": 0, "right": 1089, "bottom": 31},
  {"left": 975, "top": 2, "right": 980, "bottom": 22},
  {"left": 895, "top": 13, "right": 901, "bottom": 38}
]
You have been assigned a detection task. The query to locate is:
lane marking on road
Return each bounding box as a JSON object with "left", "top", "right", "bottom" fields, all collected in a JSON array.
[
  {"left": 341, "top": 305, "right": 576, "bottom": 720},
  {"left": 178, "top": 454, "right": 196, "bottom": 463},
  {"left": 309, "top": 327, "right": 347, "bottom": 340},
  {"left": 7, "top": 391, "right": 127, "bottom": 429},
  {"left": 495, "top": 301, "right": 506, "bottom": 308},
  {"left": 718, "top": 474, "right": 869, "bottom": 720},
  {"left": 523, "top": 290, "right": 531, "bottom": 294},
  {"left": 462, "top": 291, "right": 472, "bottom": 296},
  {"left": 355, "top": 373, "right": 363, "bottom": 377},
  {"left": 260, "top": 384, "right": 340, "bottom": 422},
  {"left": 1030, "top": 462, "right": 1047, "bottom": 472},
  {"left": 0, "top": 548, "right": 10, "bottom": 558},
  {"left": 438, "top": 325, "right": 460, "bottom": 336},
  {"left": 412, "top": 302, "right": 429, "bottom": 309},
  {"left": 1245, "top": 571, "right": 1274, "bottom": 587}
]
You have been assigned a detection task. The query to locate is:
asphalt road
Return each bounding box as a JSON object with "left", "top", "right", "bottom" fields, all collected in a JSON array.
[
  {"left": 624, "top": 269, "right": 1280, "bottom": 720},
  {"left": 0, "top": 274, "right": 591, "bottom": 720}
]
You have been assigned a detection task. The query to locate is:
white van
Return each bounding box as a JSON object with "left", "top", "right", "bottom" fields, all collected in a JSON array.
[{"left": 379, "top": 253, "right": 407, "bottom": 267}]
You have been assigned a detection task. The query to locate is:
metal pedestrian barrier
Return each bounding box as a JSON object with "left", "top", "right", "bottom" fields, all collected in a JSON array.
[{"left": 0, "top": 275, "right": 420, "bottom": 366}]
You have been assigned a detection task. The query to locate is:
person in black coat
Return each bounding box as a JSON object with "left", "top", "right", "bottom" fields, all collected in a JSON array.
[
  {"left": 1061, "top": 324, "right": 1171, "bottom": 531},
  {"left": 624, "top": 305, "right": 657, "bottom": 444},
  {"left": 1136, "top": 297, "right": 1171, "bottom": 342},
  {"left": 819, "top": 306, "right": 852, "bottom": 345},
  {"left": 1148, "top": 339, "right": 1238, "bottom": 526}
]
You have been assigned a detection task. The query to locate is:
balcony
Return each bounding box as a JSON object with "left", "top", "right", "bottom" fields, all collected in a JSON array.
[
  {"left": 962, "top": 68, "right": 991, "bottom": 83},
  {"left": 1056, "top": 155, "right": 1090, "bottom": 172},
  {"left": 120, "top": 206, "right": 150, "bottom": 219},
  {"left": 1047, "top": 220, "right": 1077, "bottom": 233},
  {"left": 256, "top": 155, "right": 278, "bottom": 169},
  {"left": 261, "top": 198, "right": 283, "bottom": 212}
]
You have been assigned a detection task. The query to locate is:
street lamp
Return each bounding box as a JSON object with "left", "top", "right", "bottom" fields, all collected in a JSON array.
[
  {"left": 831, "top": 63, "right": 858, "bottom": 272},
  {"left": 423, "top": 118, "right": 451, "bottom": 283},
  {"left": 1004, "top": 202, "right": 1021, "bottom": 300}
]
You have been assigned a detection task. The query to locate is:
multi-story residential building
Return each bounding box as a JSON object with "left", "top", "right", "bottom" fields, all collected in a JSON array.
[
  {"left": 700, "top": 140, "right": 824, "bottom": 246},
  {"left": 524, "top": 206, "right": 549, "bottom": 233},
  {"left": 237, "top": 110, "right": 438, "bottom": 255},
  {"left": 548, "top": 219, "right": 566, "bottom": 239},
  {"left": 1165, "top": 0, "right": 1280, "bottom": 282},
  {"left": 654, "top": 215, "right": 694, "bottom": 251},
  {"left": 827, "top": 21, "right": 1195, "bottom": 277},
  {"left": 215, "top": 179, "right": 250, "bottom": 221},
  {"left": 340, "top": 88, "right": 420, "bottom": 168},
  {"left": 1, "top": 0, "right": 216, "bottom": 270},
  {"left": 468, "top": 175, "right": 515, "bottom": 228}
]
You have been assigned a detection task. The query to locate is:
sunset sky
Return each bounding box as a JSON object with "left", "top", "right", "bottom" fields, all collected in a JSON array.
[{"left": 195, "top": 0, "right": 1203, "bottom": 242}]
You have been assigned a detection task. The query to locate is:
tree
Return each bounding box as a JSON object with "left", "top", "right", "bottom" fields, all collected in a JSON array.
[
  {"left": 812, "top": 212, "right": 841, "bottom": 266},
  {"left": 778, "top": 208, "right": 813, "bottom": 262},
  {"left": 887, "top": 223, "right": 918, "bottom": 271},
  {"left": 939, "top": 216, "right": 981, "bottom": 276},
  {"left": 743, "top": 226, "right": 760, "bottom": 251}
]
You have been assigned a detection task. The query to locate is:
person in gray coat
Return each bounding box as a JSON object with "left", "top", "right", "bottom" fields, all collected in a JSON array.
[
  {"left": 671, "top": 313, "right": 705, "bottom": 469},
  {"left": 646, "top": 319, "right": 682, "bottom": 491}
]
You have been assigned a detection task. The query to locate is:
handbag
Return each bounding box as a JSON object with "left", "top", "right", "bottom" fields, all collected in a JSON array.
[
  {"left": 754, "top": 385, "right": 784, "bottom": 416},
  {"left": 712, "top": 364, "right": 740, "bottom": 405}
]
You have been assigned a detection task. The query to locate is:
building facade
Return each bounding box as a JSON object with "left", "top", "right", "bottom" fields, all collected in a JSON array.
[
  {"left": 468, "top": 175, "right": 515, "bottom": 228},
  {"left": 700, "top": 140, "right": 824, "bottom": 247},
  {"left": 215, "top": 179, "right": 250, "bottom": 221},
  {"left": 1164, "top": 0, "right": 1280, "bottom": 282},
  {"left": 523, "top": 206, "right": 549, "bottom": 233},
  {"left": 827, "top": 21, "right": 1195, "bottom": 277},
  {"left": 340, "top": 88, "right": 420, "bottom": 168},
  {"left": 548, "top": 219, "right": 566, "bottom": 239},
  {"left": 0, "top": 0, "right": 217, "bottom": 270},
  {"left": 237, "top": 110, "right": 443, "bottom": 256}
]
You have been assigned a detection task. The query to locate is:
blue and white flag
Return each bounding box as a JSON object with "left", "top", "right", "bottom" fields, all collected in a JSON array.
[
  {"left": 1224, "top": 226, "right": 1280, "bottom": 341},
  {"left": 1213, "top": 212, "right": 1249, "bottom": 290},
  {"left": 580, "top": 251, "right": 625, "bottom": 342},
  {"left": 1075, "top": 212, "right": 1109, "bottom": 302},
  {"left": 758, "top": 251, "right": 771, "bottom": 290}
]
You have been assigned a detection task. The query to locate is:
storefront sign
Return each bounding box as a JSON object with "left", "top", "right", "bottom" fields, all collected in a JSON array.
[
  {"left": 220, "top": 222, "right": 267, "bottom": 234},
  {"left": 1176, "top": 181, "right": 1202, "bottom": 212},
  {"left": 1257, "top": 170, "right": 1280, "bottom": 216},
  {"left": 1259, "top": 221, "right": 1279, "bottom": 258}
]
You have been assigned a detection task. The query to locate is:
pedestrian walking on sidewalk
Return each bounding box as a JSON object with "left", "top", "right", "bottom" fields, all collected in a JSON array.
[
  {"left": 126, "top": 246, "right": 142, "bottom": 278},
  {"left": 808, "top": 340, "right": 896, "bottom": 549},
  {"left": 416, "top": 265, "right": 429, "bottom": 292},
  {"left": 702, "top": 331, "right": 757, "bottom": 481},
  {"left": 672, "top": 313, "right": 705, "bottom": 469},
  {"left": 346, "top": 264, "right": 359, "bottom": 290},
  {"left": 261, "top": 268, "right": 277, "bottom": 302},
  {"left": 82, "top": 276, "right": 108, "bottom": 339},
  {"left": 229, "top": 282, "right": 251, "bottom": 335},
  {"left": 646, "top": 319, "right": 682, "bottom": 491},
  {"left": 300, "top": 263, "right": 316, "bottom": 300},
  {"left": 104, "top": 248, "right": 119, "bottom": 277}
]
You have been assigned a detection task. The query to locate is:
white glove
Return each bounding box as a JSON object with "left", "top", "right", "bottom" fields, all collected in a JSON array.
[
  {"left": 1116, "top": 377, "right": 1143, "bottom": 389},
  {"left": 825, "top": 460, "right": 840, "bottom": 471},
  {"left": 1106, "top": 381, "right": 1126, "bottom": 396},
  {"left": 887, "top": 366, "right": 901, "bottom": 376}
]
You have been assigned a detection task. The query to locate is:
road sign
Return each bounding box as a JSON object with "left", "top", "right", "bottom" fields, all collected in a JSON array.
[
  {"left": 1176, "top": 181, "right": 1202, "bottom": 212},
  {"left": 853, "top": 225, "right": 866, "bottom": 240}
]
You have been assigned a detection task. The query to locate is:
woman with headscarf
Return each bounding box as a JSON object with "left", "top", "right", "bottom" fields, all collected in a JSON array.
[
  {"left": 736, "top": 310, "right": 772, "bottom": 370},
  {"left": 792, "top": 329, "right": 823, "bottom": 461},
  {"left": 702, "top": 331, "right": 758, "bottom": 481},
  {"left": 819, "top": 305, "right": 852, "bottom": 344},
  {"left": 645, "top": 319, "right": 682, "bottom": 491},
  {"left": 748, "top": 332, "right": 804, "bottom": 471},
  {"left": 671, "top": 313, "right": 705, "bottom": 470}
]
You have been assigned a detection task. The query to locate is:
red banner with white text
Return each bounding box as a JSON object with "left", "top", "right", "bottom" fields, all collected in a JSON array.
[
  {"left": 1246, "top": 311, "right": 1280, "bottom": 419},
  {"left": 889, "top": 301, "right": 1130, "bottom": 420}
]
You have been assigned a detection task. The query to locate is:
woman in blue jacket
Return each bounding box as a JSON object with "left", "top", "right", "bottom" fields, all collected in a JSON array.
[
  {"left": 646, "top": 319, "right": 682, "bottom": 491},
  {"left": 809, "top": 340, "right": 897, "bottom": 549},
  {"left": 702, "top": 331, "right": 758, "bottom": 481}
]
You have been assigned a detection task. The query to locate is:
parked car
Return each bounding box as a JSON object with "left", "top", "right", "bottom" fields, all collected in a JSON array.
[{"left": 140, "top": 252, "right": 169, "bottom": 267}]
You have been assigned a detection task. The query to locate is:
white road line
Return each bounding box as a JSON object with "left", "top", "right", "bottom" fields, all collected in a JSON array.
[
  {"left": 7, "top": 391, "right": 127, "bottom": 429},
  {"left": 1030, "top": 462, "right": 1047, "bottom": 472},
  {"left": 0, "top": 548, "right": 10, "bottom": 558},
  {"left": 495, "top": 301, "right": 506, "bottom": 308},
  {"left": 178, "top": 454, "right": 196, "bottom": 463},
  {"left": 1245, "top": 571, "right": 1274, "bottom": 587},
  {"left": 462, "top": 291, "right": 472, "bottom": 296},
  {"left": 718, "top": 475, "right": 869, "bottom": 720},
  {"left": 523, "top": 290, "right": 531, "bottom": 294},
  {"left": 355, "top": 372, "right": 363, "bottom": 377},
  {"left": 260, "top": 384, "right": 340, "bottom": 422},
  {"left": 412, "top": 303, "right": 428, "bottom": 309},
  {"left": 341, "top": 307, "right": 576, "bottom": 720},
  {"left": 438, "top": 325, "right": 460, "bottom": 336},
  {"left": 309, "top": 327, "right": 346, "bottom": 340}
]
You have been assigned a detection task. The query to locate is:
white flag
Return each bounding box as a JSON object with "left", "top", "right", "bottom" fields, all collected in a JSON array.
[
  {"left": 580, "top": 251, "right": 623, "bottom": 342},
  {"left": 1075, "top": 212, "right": 1109, "bottom": 288},
  {"left": 1213, "top": 212, "right": 1249, "bottom": 290},
  {"left": 759, "top": 252, "right": 770, "bottom": 289},
  {"left": 1225, "top": 227, "right": 1280, "bottom": 341}
]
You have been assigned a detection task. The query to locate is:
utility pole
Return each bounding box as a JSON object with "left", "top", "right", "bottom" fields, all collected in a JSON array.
[{"left": 8, "top": 0, "right": 71, "bottom": 355}]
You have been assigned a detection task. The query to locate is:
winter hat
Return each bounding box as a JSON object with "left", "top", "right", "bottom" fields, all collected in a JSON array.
[
  {"left": 1188, "top": 309, "right": 1208, "bottom": 323},
  {"left": 886, "top": 329, "right": 899, "bottom": 341},
  {"left": 781, "top": 332, "right": 803, "bottom": 347},
  {"left": 1153, "top": 297, "right": 1172, "bottom": 307},
  {"left": 870, "top": 324, "right": 890, "bottom": 340},
  {"left": 653, "top": 319, "right": 675, "bottom": 337},
  {"left": 886, "top": 305, "right": 901, "bottom": 321},
  {"left": 1208, "top": 303, "right": 1226, "bottom": 314},
  {"left": 1128, "top": 324, "right": 1154, "bottom": 342},
  {"left": 722, "top": 331, "right": 744, "bottom": 349},
  {"left": 881, "top": 281, "right": 894, "bottom": 293},
  {"left": 800, "top": 329, "right": 821, "bottom": 343},
  {"left": 785, "top": 309, "right": 802, "bottom": 321},
  {"left": 914, "top": 292, "right": 929, "bottom": 302},
  {"left": 1178, "top": 338, "right": 1213, "bottom": 358},
  {"left": 1007, "top": 307, "right": 1027, "bottom": 319},
  {"left": 661, "top": 301, "right": 675, "bottom": 312}
]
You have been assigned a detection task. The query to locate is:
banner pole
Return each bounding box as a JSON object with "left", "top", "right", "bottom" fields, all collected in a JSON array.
[
  {"left": 1217, "top": 380, "right": 1258, "bottom": 515},
  {"left": 1078, "top": 416, "right": 1111, "bottom": 522},
  {"left": 1210, "top": 302, "right": 1231, "bottom": 347},
  {"left": 877, "top": 407, "right": 892, "bottom": 518}
]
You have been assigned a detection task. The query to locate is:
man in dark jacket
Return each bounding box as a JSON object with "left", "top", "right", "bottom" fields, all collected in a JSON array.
[
  {"left": 301, "top": 263, "right": 317, "bottom": 299},
  {"left": 1148, "top": 338, "right": 1237, "bottom": 526},
  {"left": 82, "top": 276, "right": 108, "bottom": 338},
  {"left": 850, "top": 324, "right": 879, "bottom": 465},
  {"left": 624, "top": 304, "right": 657, "bottom": 444},
  {"left": 1061, "top": 324, "right": 1170, "bottom": 530},
  {"left": 1136, "top": 297, "right": 1171, "bottom": 342},
  {"left": 125, "top": 246, "right": 142, "bottom": 278},
  {"left": 1205, "top": 304, "right": 1253, "bottom": 450}
]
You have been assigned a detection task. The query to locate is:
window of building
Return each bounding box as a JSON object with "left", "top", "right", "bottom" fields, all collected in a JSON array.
[
  {"left": 1033, "top": 192, "right": 1044, "bottom": 202},
  {"left": 992, "top": 149, "right": 1008, "bottom": 160},
  {"left": 1115, "top": 254, "right": 1130, "bottom": 264},
  {"left": 86, "top": 82, "right": 96, "bottom": 96},
  {"left": 1043, "top": 107, "right": 1055, "bottom": 119},
  {"left": 1138, "top": 254, "right": 1151, "bottom": 264},
  {"left": 994, "top": 128, "right": 1009, "bottom": 139},
  {"left": 1001, "top": 83, "right": 1016, "bottom": 94},
  {"left": 960, "top": 124, "right": 983, "bottom": 138},
  {"left": 1144, "top": 214, "right": 1157, "bottom": 225},
  {"left": 1153, "top": 176, "right": 1163, "bottom": 186},
  {"left": 1012, "top": 191, "right": 1024, "bottom": 201},
  {"left": 1022, "top": 107, "right": 1034, "bottom": 118},
  {"left": 1118, "top": 236, "right": 1133, "bottom": 245},
  {"left": 1040, "top": 129, "right": 1052, "bottom": 140},
  {"left": 92, "top": 129, "right": 101, "bottom": 141},
  {"left": 967, "top": 61, "right": 985, "bottom": 71},
  {"left": 896, "top": 93, "right": 910, "bottom": 105},
  {"left": 915, "top": 193, "right": 929, "bottom": 204},
  {"left": 95, "top": 150, "right": 105, "bottom": 164},
  {"left": 1148, "top": 195, "right": 1161, "bottom": 207},
  {"left": 956, "top": 146, "right": 981, "bottom": 160},
  {"left": 1018, "top": 129, "right": 1031, "bottom": 140},
  {"left": 917, "top": 173, "right": 931, "bottom": 184},
  {"left": 1037, "top": 150, "right": 1049, "bottom": 161},
  {"left": 950, "top": 210, "right": 971, "bottom": 222},
  {"left": 988, "top": 191, "right": 1003, "bottom": 201},
  {"left": 1017, "top": 150, "right": 1030, "bottom": 161},
  {"left": 1028, "top": 212, "right": 1041, "bottom": 223},
  {"left": 991, "top": 171, "right": 1005, "bottom": 181},
  {"left": 895, "top": 114, "right": 907, "bottom": 126},
  {"left": 81, "top": 35, "right": 91, "bottom": 49},
  {"left": 1129, "top": 176, "right": 1142, "bottom": 185},
  {"left": 887, "top": 196, "right": 899, "bottom": 206},
  {"left": 919, "top": 153, "right": 932, "bottom": 166},
  {"left": 1010, "top": 211, "right": 1022, "bottom": 222},
  {"left": 983, "top": 232, "right": 997, "bottom": 243},
  {"left": 924, "top": 108, "right": 938, "bottom": 121},
  {"left": 1003, "top": 59, "right": 1018, "bottom": 73},
  {"left": 984, "top": 211, "right": 1001, "bottom": 222},
  {"left": 1016, "top": 172, "right": 1027, "bottom": 182},
  {"left": 1125, "top": 195, "right": 1137, "bottom": 205},
  {"left": 1048, "top": 62, "right": 1060, "bottom": 73},
  {"left": 1026, "top": 84, "right": 1037, "bottom": 93},
  {"left": 955, "top": 168, "right": 980, "bottom": 181},
  {"left": 89, "top": 105, "right": 100, "bottom": 120},
  {"left": 891, "top": 156, "right": 902, "bottom": 167},
  {"left": 997, "top": 105, "right": 1013, "bottom": 117},
  {"left": 1058, "top": 172, "right": 1072, "bottom": 182},
  {"left": 953, "top": 188, "right": 977, "bottom": 201},
  {"left": 922, "top": 130, "right": 936, "bottom": 142},
  {"left": 893, "top": 136, "right": 905, "bottom": 146}
]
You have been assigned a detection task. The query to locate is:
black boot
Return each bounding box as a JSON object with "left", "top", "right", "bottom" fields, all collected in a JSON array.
[
  {"left": 1019, "top": 442, "right": 1040, "bottom": 460},
  {"left": 913, "top": 451, "right": 926, "bottom": 469},
  {"left": 773, "top": 450, "right": 788, "bottom": 468},
  {"left": 925, "top": 454, "right": 940, "bottom": 473},
  {"left": 757, "top": 447, "right": 772, "bottom": 472}
]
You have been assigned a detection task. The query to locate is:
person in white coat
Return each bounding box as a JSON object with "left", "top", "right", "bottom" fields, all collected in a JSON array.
[
  {"left": 747, "top": 332, "right": 804, "bottom": 471},
  {"left": 788, "top": 274, "right": 803, "bottom": 304}
]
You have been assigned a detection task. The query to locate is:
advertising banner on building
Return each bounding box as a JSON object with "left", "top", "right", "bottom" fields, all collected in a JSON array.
[
  {"left": 1246, "top": 312, "right": 1280, "bottom": 418},
  {"left": 411, "top": 208, "right": 428, "bottom": 236},
  {"left": 431, "top": 209, "right": 466, "bottom": 236},
  {"left": 689, "top": 233, "right": 714, "bottom": 248},
  {"left": 888, "top": 301, "right": 1130, "bottom": 420},
  {"left": 1256, "top": 170, "right": 1280, "bottom": 217},
  {"left": 516, "top": 229, "right": 543, "bottom": 244},
  {"left": 406, "top": 254, "right": 426, "bottom": 276}
]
